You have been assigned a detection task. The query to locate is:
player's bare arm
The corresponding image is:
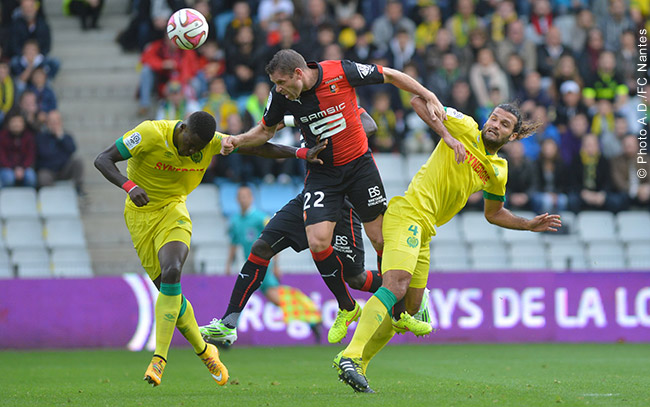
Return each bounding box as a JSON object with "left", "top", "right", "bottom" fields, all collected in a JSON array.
[
  {"left": 484, "top": 199, "right": 562, "bottom": 232},
  {"left": 382, "top": 67, "right": 446, "bottom": 120},
  {"left": 238, "top": 139, "right": 328, "bottom": 165},
  {"left": 411, "top": 96, "right": 466, "bottom": 164},
  {"left": 221, "top": 122, "right": 277, "bottom": 155},
  {"left": 94, "top": 144, "right": 149, "bottom": 207}
]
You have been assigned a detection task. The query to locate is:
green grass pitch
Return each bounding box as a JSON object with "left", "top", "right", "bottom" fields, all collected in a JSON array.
[{"left": 2, "top": 343, "right": 649, "bottom": 406}]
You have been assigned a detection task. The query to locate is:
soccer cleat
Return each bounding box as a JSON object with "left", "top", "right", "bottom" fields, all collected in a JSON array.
[
  {"left": 199, "top": 318, "right": 238, "bottom": 346},
  {"left": 392, "top": 311, "right": 433, "bottom": 336},
  {"left": 333, "top": 350, "right": 369, "bottom": 376},
  {"left": 199, "top": 343, "right": 229, "bottom": 386},
  {"left": 336, "top": 355, "right": 374, "bottom": 393},
  {"left": 413, "top": 287, "right": 432, "bottom": 325},
  {"left": 143, "top": 355, "right": 166, "bottom": 387},
  {"left": 328, "top": 302, "right": 361, "bottom": 343}
]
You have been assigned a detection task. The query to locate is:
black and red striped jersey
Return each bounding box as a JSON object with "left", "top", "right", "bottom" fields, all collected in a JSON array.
[{"left": 262, "top": 60, "right": 385, "bottom": 166}]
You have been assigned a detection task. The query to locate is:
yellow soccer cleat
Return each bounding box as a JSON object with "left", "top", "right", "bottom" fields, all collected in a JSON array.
[
  {"left": 328, "top": 302, "right": 361, "bottom": 343},
  {"left": 143, "top": 355, "right": 166, "bottom": 387},
  {"left": 199, "top": 343, "right": 229, "bottom": 386},
  {"left": 392, "top": 311, "right": 433, "bottom": 336}
]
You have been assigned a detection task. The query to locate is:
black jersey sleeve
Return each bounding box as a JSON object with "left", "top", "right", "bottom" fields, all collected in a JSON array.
[
  {"left": 341, "top": 60, "right": 385, "bottom": 87},
  {"left": 262, "top": 87, "right": 287, "bottom": 127}
]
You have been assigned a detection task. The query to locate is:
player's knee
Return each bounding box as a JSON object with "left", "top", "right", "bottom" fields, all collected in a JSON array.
[
  {"left": 251, "top": 239, "right": 274, "bottom": 260},
  {"left": 307, "top": 235, "right": 331, "bottom": 253},
  {"left": 160, "top": 265, "right": 182, "bottom": 283},
  {"left": 344, "top": 272, "right": 366, "bottom": 290}
]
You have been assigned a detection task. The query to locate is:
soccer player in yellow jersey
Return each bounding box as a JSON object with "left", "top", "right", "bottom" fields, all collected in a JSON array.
[
  {"left": 335, "top": 98, "right": 562, "bottom": 393},
  {"left": 94, "top": 111, "right": 324, "bottom": 387}
]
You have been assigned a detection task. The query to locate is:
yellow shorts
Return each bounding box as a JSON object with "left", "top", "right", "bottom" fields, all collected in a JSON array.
[
  {"left": 381, "top": 197, "right": 433, "bottom": 289},
  {"left": 124, "top": 200, "right": 192, "bottom": 280}
]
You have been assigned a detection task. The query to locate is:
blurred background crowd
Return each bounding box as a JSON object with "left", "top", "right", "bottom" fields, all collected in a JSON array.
[{"left": 0, "top": 0, "right": 649, "bottom": 215}]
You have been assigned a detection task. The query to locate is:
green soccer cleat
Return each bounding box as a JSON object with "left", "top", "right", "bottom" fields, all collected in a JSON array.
[
  {"left": 413, "top": 287, "right": 432, "bottom": 325},
  {"left": 328, "top": 302, "right": 362, "bottom": 343},
  {"left": 392, "top": 311, "right": 433, "bottom": 336},
  {"left": 335, "top": 355, "right": 374, "bottom": 393},
  {"left": 199, "top": 318, "right": 238, "bottom": 346}
]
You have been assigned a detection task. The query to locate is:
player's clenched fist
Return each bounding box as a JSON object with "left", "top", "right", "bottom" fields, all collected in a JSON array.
[
  {"left": 221, "top": 136, "right": 237, "bottom": 155},
  {"left": 128, "top": 186, "right": 149, "bottom": 207}
]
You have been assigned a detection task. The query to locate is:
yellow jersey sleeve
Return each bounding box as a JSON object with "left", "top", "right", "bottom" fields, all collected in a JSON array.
[
  {"left": 115, "top": 121, "right": 158, "bottom": 159},
  {"left": 482, "top": 157, "right": 508, "bottom": 202},
  {"left": 443, "top": 107, "right": 480, "bottom": 147}
]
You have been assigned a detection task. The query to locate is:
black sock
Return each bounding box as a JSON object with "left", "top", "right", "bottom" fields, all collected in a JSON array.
[
  {"left": 360, "top": 269, "right": 383, "bottom": 292},
  {"left": 221, "top": 253, "right": 269, "bottom": 328},
  {"left": 311, "top": 246, "right": 355, "bottom": 311}
]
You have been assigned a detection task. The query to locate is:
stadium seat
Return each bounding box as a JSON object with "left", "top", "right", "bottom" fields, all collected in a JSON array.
[
  {"left": 218, "top": 182, "right": 259, "bottom": 218},
  {"left": 0, "top": 187, "right": 39, "bottom": 220},
  {"left": 192, "top": 244, "right": 230, "bottom": 275},
  {"left": 431, "top": 241, "right": 470, "bottom": 271},
  {"left": 4, "top": 219, "right": 46, "bottom": 250},
  {"left": 616, "top": 211, "right": 650, "bottom": 243},
  {"left": 373, "top": 153, "right": 406, "bottom": 184},
  {"left": 51, "top": 248, "right": 94, "bottom": 277},
  {"left": 44, "top": 218, "right": 87, "bottom": 249},
  {"left": 460, "top": 212, "right": 503, "bottom": 244},
  {"left": 258, "top": 183, "right": 297, "bottom": 215},
  {"left": 558, "top": 211, "right": 577, "bottom": 235},
  {"left": 191, "top": 215, "right": 229, "bottom": 246},
  {"left": 501, "top": 227, "right": 542, "bottom": 243},
  {"left": 508, "top": 242, "right": 548, "bottom": 270},
  {"left": 38, "top": 185, "right": 80, "bottom": 219},
  {"left": 405, "top": 153, "right": 430, "bottom": 179},
  {"left": 626, "top": 242, "right": 650, "bottom": 270},
  {"left": 11, "top": 247, "right": 51, "bottom": 278},
  {"left": 469, "top": 242, "right": 509, "bottom": 271},
  {"left": 186, "top": 183, "right": 220, "bottom": 217},
  {"left": 0, "top": 249, "right": 13, "bottom": 278},
  {"left": 586, "top": 242, "right": 625, "bottom": 271},
  {"left": 547, "top": 240, "right": 587, "bottom": 271},
  {"left": 276, "top": 249, "right": 315, "bottom": 274},
  {"left": 433, "top": 217, "right": 463, "bottom": 243},
  {"left": 576, "top": 211, "right": 617, "bottom": 243}
]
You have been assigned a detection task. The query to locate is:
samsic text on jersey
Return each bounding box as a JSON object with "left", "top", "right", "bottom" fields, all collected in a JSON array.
[{"left": 262, "top": 60, "right": 384, "bottom": 166}]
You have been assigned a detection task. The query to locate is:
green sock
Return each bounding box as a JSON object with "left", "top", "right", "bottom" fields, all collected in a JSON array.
[
  {"left": 176, "top": 295, "right": 206, "bottom": 354},
  {"left": 155, "top": 283, "right": 182, "bottom": 360}
]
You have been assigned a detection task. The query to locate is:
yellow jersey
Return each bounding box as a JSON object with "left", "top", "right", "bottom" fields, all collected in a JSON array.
[
  {"left": 115, "top": 120, "right": 226, "bottom": 210},
  {"left": 402, "top": 107, "right": 509, "bottom": 233}
]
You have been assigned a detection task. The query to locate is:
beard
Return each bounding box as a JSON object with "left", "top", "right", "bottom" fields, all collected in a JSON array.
[{"left": 481, "top": 128, "right": 508, "bottom": 152}]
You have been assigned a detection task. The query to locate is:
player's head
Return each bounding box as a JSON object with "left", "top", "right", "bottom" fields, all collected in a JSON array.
[
  {"left": 176, "top": 111, "right": 216, "bottom": 156},
  {"left": 481, "top": 103, "right": 542, "bottom": 152},
  {"left": 265, "top": 49, "right": 308, "bottom": 101},
  {"left": 236, "top": 184, "right": 254, "bottom": 212}
]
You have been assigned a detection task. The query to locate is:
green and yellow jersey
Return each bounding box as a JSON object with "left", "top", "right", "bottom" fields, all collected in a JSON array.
[
  {"left": 403, "top": 107, "right": 508, "bottom": 233},
  {"left": 115, "top": 120, "right": 227, "bottom": 210}
]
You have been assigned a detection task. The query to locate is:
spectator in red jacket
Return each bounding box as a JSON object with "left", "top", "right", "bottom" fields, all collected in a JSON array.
[{"left": 0, "top": 111, "right": 37, "bottom": 187}]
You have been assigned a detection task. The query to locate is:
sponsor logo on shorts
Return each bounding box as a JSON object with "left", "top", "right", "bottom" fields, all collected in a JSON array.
[
  {"left": 367, "top": 185, "right": 386, "bottom": 207},
  {"left": 333, "top": 235, "right": 352, "bottom": 254},
  {"left": 124, "top": 132, "right": 142, "bottom": 149}
]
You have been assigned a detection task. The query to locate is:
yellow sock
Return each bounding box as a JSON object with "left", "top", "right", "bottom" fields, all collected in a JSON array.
[
  {"left": 342, "top": 296, "right": 389, "bottom": 358},
  {"left": 361, "top": 313, "right": 395, "bottom": 371},
  {"left": 176, "top": 295, "right": 206, "bottom": 354},
  {"left": 155, "top": 283, "right": 182, "bottom": 360}
]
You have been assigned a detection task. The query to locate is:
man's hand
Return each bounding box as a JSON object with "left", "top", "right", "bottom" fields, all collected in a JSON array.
[
  {"left": 221, "top": 136, "right": 237, "bottom": 155},
  {"left": 442, "top": 134, "right": 466, "bottom": 164},
  {"left": 129, "top": 186, "right": 150, "bottom": 207},
  {"left": 527, "top": 213, "right": 562, "bottom": 232},
  {"left": 306, "top": 139, "right": 327, "bottom": 165}
]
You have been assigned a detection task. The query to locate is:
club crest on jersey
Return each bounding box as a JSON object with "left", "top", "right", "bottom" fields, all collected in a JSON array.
[
  {"left": 492, "top": 164, "right": 500, "bottom": 177},
  {"left": 355, "top": 63, "right": 375, "bottom": 79},
  {"left": 190, "top": 151, "right": 203, "bottom": 163},
  {"left": 329, "top": 83, "right": 338, "bottom": 93},
  {"left": 124, "top": 132, "right": 142, "bottom": 150},
  {"left": 164, "top": 151, "right": 173, "bottom": 158}
]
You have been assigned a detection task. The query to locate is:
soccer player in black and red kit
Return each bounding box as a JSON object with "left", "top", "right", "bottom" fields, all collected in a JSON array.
[{"left": 222, "top": 49, "right": 446, "bottom": 342}]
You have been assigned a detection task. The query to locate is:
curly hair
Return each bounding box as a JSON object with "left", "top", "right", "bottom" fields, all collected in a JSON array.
[
  {"left": 495, "top": 103, "right": 543, "bottom": 140},
  {"left": 187, "top": 111, "right": 216, "bottom": 143},
  {"left": 265, "top": 49, "right": 308, "bottom": 76}
]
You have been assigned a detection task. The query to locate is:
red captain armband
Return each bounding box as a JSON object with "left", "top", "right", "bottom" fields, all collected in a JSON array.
[
  {"left": 295, "top": 148, "right": 308, "bottom": 160},
  {"left": 122, "top": 180, "right": 138, "bottom": 194}
]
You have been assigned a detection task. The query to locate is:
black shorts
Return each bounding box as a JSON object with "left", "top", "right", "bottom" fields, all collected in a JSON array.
[
  {"left": 260, "top": 193, "right": 366, "bottom": 277},
  {"left": 303, "top": 150, "right": 387, "bottom": 226}
]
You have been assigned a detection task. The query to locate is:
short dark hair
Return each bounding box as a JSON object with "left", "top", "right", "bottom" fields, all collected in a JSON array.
[
  {"left": 265, "top": 49, "right": 307, "bottom": 76},
  {"left": 187, "top": 111, "right": 216, "bottom": 143},
  {"left": 494, "top": 103, "right": 542, "bottom": 140}
]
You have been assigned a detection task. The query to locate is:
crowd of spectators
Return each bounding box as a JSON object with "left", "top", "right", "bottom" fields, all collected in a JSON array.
[
  {"left": 118, "top": 0, "right": 648, "bottom": 213},
  {"left": 0, "top": 0, "right": 85, "bottom": 195}
]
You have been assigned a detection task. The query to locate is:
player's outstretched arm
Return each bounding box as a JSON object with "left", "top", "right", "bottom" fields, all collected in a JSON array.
[
  {"left": 484, "top": 199, "right": 562, "bottom": 232},
  {"left": 382, "top": 67, "right": 445, "bottom": 120},
  {"left": 94, "top": 144, "right": 150, "bottom": 207},
  {"left": 411, "top": 96, "right": 466, "bottom": 164},
  {"left": 237, "top": 139, "right": 328, "bottom": 165},
  {"left": 221, "top": 122, "right": 277, "bottom": 155}
]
